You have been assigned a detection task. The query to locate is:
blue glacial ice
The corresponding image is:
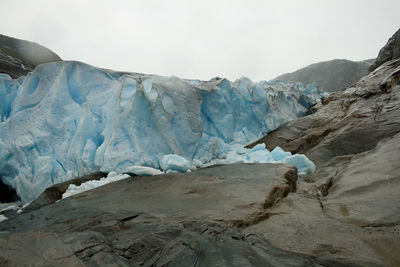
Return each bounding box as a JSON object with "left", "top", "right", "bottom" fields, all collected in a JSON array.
[{"left": 0, "top": 61, "right": 322, "bottom": 202}]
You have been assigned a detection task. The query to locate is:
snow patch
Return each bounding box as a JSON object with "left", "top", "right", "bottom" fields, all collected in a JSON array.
[
  {"left": 0, "top": 204, "right": 19, "bottom": 213},
  {"left": 0, "top": 214, "right": 8, "bottom": 222},
  {"left": 62, "top": 172, "right": 130, "bottom": 199}
]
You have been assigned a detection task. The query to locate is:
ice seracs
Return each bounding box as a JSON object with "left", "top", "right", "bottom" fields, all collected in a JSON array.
[{"left": 0, "top": 61, "right": 324, "bottom": 202}]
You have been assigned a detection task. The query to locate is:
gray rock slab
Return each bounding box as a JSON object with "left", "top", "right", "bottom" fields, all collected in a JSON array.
[
  {"left": 0, "top": 163, "right": 329, "bottom": 266},
  {"left": 324, "top": 132, "right": 400, "bottom": 227},
  {"left": 243, "top": 192, "right": 394, "bottom": 266}
]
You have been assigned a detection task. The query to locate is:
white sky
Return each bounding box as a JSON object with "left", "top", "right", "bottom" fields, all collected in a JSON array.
[{"left": 1, "top": 0, "right": 400, "bottom": 81}]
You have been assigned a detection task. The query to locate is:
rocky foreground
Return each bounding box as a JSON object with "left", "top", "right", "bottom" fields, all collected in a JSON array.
[
  {"left": 0, "top": 57, "right": 399, "bottom": 266},
  {"left": 1, "top": 164, "right": 325, "bottom": 266}
]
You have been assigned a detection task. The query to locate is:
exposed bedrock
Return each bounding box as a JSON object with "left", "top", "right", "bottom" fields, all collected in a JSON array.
[{"left": 0, "top": 163, "right": 330, "bottom": 266}]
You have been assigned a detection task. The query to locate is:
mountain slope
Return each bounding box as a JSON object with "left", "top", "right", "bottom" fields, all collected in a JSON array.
[
  {"left": 0, "top": 34, "right": 61, "bottom": 78},
  {"left": 274, "top": 59, "right": 373, "bottom": 92}
]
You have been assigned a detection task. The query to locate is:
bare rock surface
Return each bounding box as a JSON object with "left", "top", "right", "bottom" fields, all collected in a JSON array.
[{"left": 0, "top": 163, "right": 331, "bottom": 266}]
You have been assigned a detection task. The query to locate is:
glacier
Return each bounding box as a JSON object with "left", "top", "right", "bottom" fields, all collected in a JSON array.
[{"left": 0, "top": 61, "right": 323, "bottom": 202}]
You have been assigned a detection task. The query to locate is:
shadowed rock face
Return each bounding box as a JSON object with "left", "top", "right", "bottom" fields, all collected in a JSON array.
[
  {"left": 369, "top": 28, "right": 400, "bottom": 72},
  {"left": 274, "top": 59, "right": 373, "bottom": 92},
  {"left": 0, "top": 34, "right": 61, "bottom": 78}
]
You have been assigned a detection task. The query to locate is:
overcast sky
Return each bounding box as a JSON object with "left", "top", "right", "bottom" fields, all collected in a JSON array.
[{"left": 1, "top": 0, "right": 400, "bottom": 81}]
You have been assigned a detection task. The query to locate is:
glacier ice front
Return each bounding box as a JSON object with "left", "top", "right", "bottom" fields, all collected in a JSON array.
[{"left": 0, "top": 61, "right": 322, "bottom": 202}]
